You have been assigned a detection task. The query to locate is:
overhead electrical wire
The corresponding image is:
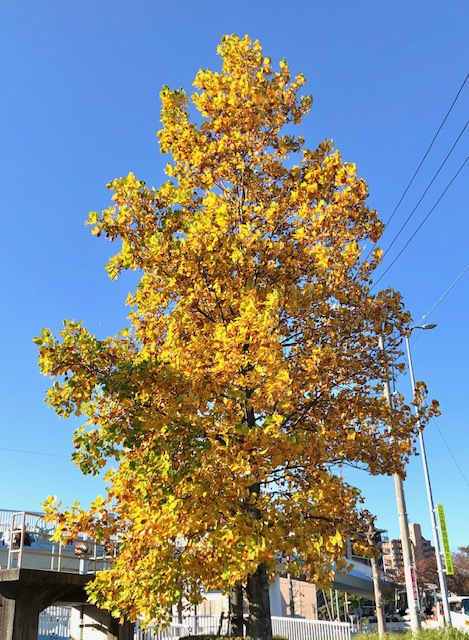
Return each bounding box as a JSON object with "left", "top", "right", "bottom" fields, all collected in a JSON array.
[
  {"left": 431, "top": 418, "right": 469, "bottom": 489},
  {"left": 383, "top": 73, "right": 468, "bottom": 229},
  {"left": 380, "top": 120, "right": 468, "bottom": 260},
  {"left": 363, "top": 73, "right": 469, "bottom": 264},
  {"left": 421, "top": 264, "right": 469, "bottom": 322},
  {"left": 409, "top": 263, "right": 469, "bottom": 350},
  {"left": 371, "top": 155, "right": 469, "bottom": 289},
  {"left": 0, "top": 446, "right": 69, "bottom": 459}
]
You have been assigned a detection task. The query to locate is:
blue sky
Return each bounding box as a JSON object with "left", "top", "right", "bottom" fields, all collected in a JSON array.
[{"left": 1, "top": 1, "right": 467, "bottom": 554}]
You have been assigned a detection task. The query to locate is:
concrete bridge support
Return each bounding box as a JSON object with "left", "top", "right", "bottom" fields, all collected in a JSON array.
[
  {"left": 0, "top": 568, "right": 133, "bottom": 640},
  {"left": 70, "top": 605, "right": 134, "bottom": 640}
]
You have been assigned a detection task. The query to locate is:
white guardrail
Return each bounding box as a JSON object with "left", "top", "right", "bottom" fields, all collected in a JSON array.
[
  {"left": 134, "top": 615, "right": 352, "bottom": 640},
  {"left": 36, "top": 610, "right": 352, "bottom": 640},
  {"left": 38, "top": 605, "right": 71, "bottom": 638}
]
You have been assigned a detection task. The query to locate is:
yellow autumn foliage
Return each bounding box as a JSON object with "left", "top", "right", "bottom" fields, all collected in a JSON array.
[{"left": 35, "top": 35, "right": 436, "bottom": 627}]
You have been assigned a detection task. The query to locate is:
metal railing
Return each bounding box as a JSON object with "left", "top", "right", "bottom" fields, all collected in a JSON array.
[
  {"left": 0, "top": 509, "right": 114, "bottom": 574},
  {"left": 36, "top": 607, "right": 352, "bottom": 640},
  {"left": 272, "top": 616, "right": 351, "bottom": 640},
  {"left": 135, "top": 614, "right": 352, "bottom": 640},
  {"left": 38, "top": 605, "right": 71, "bottom": 638}
]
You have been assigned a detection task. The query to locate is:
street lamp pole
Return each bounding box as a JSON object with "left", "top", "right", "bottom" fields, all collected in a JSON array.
[
  {"left": 378, "top": 335, "right": 420, "bottom": 632},
  {"left": 405, "top": 324, "right": 452, "bottom": 627}
]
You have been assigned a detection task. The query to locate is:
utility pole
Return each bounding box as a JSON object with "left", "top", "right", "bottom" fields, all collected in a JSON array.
[{"left": 379, "top": 335, "right": 421, "bottom": 632}]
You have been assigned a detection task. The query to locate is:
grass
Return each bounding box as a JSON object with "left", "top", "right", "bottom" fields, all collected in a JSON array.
[{"left": 354, "top": 629, "right": 468, "bottom": 640}]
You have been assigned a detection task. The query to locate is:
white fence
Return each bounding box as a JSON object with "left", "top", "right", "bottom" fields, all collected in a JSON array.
[
  {"left": 135, "top": 614, "right": 352, "bottom": 640},
  {"left": 36, "top": 608, "right": 352, "bottom": 640},
  {"left": 272, "top": 617, "right": 351, "bottom": 640},
  {"left": 38, "top": 605, "right": 71, "bottom": 638},
  {"left": 135, "top": 614, "right": 229, "bottom": 639},
  {"left": 137, "top": 622, "right": 192, "bottom": 640}
]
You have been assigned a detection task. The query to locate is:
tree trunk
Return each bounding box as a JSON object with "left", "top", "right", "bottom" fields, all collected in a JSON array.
[
  {"left": 246, "top": 563, "right": 273, "bottom": 640},
  {"left": 243, "top": 403, "right": 272, "bottom": 640},
  {"left": 371, "top": 554, "right": 386, "bottom": 637},
  {"left": 229, "top": 582, "right": 244, "bottom": 637}
]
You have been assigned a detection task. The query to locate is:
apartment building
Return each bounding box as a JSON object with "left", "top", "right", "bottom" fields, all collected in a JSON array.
[{"left": 382, "top": 523, "right": 435, "bottom": 575}]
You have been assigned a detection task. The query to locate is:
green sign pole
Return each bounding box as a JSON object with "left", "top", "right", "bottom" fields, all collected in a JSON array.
[{"left": 437, "top": 504, "right": 454, "bottom": 575}]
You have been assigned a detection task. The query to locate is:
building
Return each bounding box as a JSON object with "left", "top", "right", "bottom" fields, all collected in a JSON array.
[
  {"left": 409, "top": 523, "right": 435, "bottom": 562},
  {"left": 381, "top": 523, "right": 435, "bottom": 576}
]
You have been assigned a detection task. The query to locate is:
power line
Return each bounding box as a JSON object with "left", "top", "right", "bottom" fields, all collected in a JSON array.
[
  {"left": 431, "top": 418, "right": 469, "bottom": 489},
  {"left": 363, "top": 73, "right": 469, "bottom": 263},
  {"left": 0, "top": 446, "right": 69, "bottom": 459},
  {"left": 380, "top": 120, "right": 468, "bottom": 260},
  {"left": 421, "top": 264, "right": 469, "bottom": 322},
  {"left": 371, "top": 156, "right": 468, "bottom": 289},
  {"left": 409, "top": 264, "right": 469, "bottom": 350},
  {"left": 384, "top": 73, "right": 468, "bottom": 229}
]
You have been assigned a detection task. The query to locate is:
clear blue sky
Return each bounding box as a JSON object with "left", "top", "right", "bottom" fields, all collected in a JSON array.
[{"left": 1, "top": 1, "right": 467, "bottom": 553}]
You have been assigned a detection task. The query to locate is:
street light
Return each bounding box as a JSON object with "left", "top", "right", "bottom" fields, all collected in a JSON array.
[{"left": 405, "top": 324, "right": 452, "bottom": 627}]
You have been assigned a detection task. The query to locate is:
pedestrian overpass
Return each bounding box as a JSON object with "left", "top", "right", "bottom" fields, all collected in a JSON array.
[{"left": 0, "top": 508, "right": 392, "bottom": 639}]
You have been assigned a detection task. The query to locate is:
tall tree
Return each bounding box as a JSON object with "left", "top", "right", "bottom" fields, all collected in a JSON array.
[
  {"left": 417, "top": 546, "right": 469, "bottom": 597},
  {"left": 449, "top": 546, "right": 469, "bottom": 595},
  {"left": 36, "top": 35, "right": 436, "bottom": 637}
]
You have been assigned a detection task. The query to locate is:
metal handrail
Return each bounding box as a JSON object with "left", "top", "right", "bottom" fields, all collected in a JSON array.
[{"left": 0, "top": 509, "right": 115, "bottom": 574}]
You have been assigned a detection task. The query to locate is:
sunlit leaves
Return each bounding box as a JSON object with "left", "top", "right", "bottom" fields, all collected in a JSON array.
[{"left": 36, "top": 35, "right": 437, "bottom": 626}]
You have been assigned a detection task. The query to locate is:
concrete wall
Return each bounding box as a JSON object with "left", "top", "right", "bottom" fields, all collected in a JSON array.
[{"left": 70, "top": 605, "right": 133, "bottom": 640}]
